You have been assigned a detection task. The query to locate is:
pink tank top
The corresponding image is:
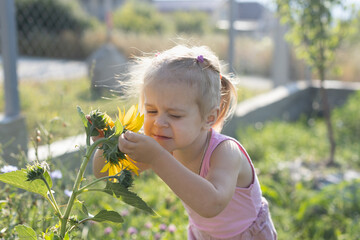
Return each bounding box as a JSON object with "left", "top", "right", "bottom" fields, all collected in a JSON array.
[{"left": 183, "top": 129, "right": 263, "bottom": 239}]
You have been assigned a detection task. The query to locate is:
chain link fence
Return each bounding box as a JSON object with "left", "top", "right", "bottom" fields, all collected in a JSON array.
[{"left": 0, "top": 0, "right": 109, "bottom": 60}]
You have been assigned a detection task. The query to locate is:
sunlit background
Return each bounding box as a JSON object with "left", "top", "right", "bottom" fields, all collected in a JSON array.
[{"left": 1, "top": 0, "right": 360, "bottom": 239}]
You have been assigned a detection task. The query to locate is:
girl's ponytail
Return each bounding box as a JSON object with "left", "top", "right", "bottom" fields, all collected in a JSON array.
[{"left": 213, "top": 74, "right": 237, "bottom": 132}]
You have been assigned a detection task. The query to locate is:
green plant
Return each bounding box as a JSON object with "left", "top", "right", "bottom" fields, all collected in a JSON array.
[
  {"left": 238, "top": 90, "right": 360, "bottom": 239},
  {"left": 112, "top": 1, "right": 168, "bottom": 34},
  {"left": 172, "top": 11, "right": 212, "bottom": 34},
  {"left": 0, "top": 77, "right": 126, "bottom": 143},
  {"left": 276, "top": 0, "right": 355, "bottom": 165},
  {"left": 296, "top": 179, "right": 360, "bottom": 239},
  {"left": 0, "top": 106, "right": 154, "bottom": 239}
]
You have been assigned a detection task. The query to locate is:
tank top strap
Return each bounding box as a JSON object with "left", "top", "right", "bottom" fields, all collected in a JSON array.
[
  {"left": 199, "top": 129, "right": 255, "bottom": 185},
  {"left": 199, "top": 129, "right": 229, "bottom": 177}
]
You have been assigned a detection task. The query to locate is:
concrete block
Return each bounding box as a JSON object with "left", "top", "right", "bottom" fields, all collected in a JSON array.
[
  {"left": 0, "top": 114, "right": 28, "bottom": 165},
  {"left": 222, "top": 80, "right": 360, "bottom": 138},
  {"left": 86, "top": 43, "right": 128, "bottom": 98}
]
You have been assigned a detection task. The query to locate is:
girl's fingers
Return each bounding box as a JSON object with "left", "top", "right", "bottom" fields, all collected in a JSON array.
[
  {"left": 124, "top": 130, "right": 138, "bottom": 142},
  {"left": 118, "top": 133, "right": 136, "bottom": 152}
]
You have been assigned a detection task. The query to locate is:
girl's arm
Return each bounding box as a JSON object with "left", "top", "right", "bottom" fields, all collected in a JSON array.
[
  {"left": 92, "top": 148, "right": 108, "bottom": 179},
  {"left": 119, "top": 131, "right": 248, "bottom": 218}
]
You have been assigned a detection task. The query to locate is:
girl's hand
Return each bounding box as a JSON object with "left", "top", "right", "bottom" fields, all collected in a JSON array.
[{"left": 118, "top": 131, "right": 167, "bottom": 165}]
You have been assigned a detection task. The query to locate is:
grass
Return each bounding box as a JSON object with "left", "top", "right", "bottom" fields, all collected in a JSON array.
[{"left": 0, "top": 78, "right": 131, "bottom": 144}]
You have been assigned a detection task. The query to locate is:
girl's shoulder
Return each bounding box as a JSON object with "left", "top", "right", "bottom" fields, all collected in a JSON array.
[
  {"left": 211, "top": 137, "right": 244, "bottom": 165},
  {"left": 208, "top": 131, "right": 244, "bottom": 168},
  {"left": 210, "top": 137, "right": 254, "bottom": 188}
]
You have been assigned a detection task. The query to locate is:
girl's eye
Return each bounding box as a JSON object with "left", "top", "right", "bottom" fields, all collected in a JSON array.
[
  {"left": 146, "top": 110, "right": 157, "bottom": 114},
  {"left": 170, "top": 114, "right": 181, "bottom": 119}
]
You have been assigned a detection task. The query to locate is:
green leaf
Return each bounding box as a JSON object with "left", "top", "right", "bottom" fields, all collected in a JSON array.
[
  {"left": 77, "top": 106, "right": 88, "bottom": 129},
  {"left": 64, "top": 233, "right": 70, "bottom": 240},
  {"left": 82, "top": 203, "right": 89, "bottom": 216},
  {"left": 91, "top": 210, "right": 124, "bottom": 223},
  {"left": 104, "top": 181, "right": 156, "bottom": 215},
  {"left": 114, "top": 118, "right": 123, "bottom": 136},
  {"left": 0, "top": 170, "right": 50, "bottom": 199},
  {"left": 43, "top": 171, "right": 53, "bottom": 189},
  {"left": 43, "top": 232, "right": 62, "bottom": 240},
  {"left": 15, "top": 225, "right": 37, "bottom": 240}
]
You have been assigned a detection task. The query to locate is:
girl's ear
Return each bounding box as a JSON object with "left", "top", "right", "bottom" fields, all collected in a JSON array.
[{"left": 204, "top": 108, "right": 219, "bottom": 130}]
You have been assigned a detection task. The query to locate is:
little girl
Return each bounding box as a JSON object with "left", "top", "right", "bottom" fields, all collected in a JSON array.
[{"left": 93, "top": 44, "right": 277, "bottom": 239}]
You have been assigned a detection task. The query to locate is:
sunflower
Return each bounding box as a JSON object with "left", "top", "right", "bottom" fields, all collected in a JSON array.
[
  {"left": 117, "top": 105, "right": 144, "bottom": 132},
  {"left": 101, "top": 155, "right": 139, "bottom": 177},
  {"left": 99, "top": 105, "right": 144, "bottom": 181},
  {"left": 87, "top": 110, "right": 115, "bottom": 137}
]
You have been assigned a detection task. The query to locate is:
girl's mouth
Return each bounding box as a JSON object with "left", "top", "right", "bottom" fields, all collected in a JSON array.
[{"left": 152, "top": 134, "right": 171, "bottom": 140}]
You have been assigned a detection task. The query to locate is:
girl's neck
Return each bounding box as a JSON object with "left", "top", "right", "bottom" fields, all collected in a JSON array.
[{"left": 173, "top": 129, "right": 211, "bottom": 170}]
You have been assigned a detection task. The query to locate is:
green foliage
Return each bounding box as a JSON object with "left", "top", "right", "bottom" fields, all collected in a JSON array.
[
  {"left": 91, "top": 210, "right": 124, "bottom": 223},
  {"left": 0, "top": 77, "right": 122, "bottom": 144},
  {"left": 15, "top": 225, "right": 37, "bottom": 240},
  {"left": 238, "top": 118, "right": 328, "bottom": 169},
  {"left": 0, "top": 107, "right": 154, "bottom": 239},
  {"left": 237, "top": 90, "right": 360, "bottom": 239},
  {"left": 0, "top": 170, "right": 51, "bottom": 200},
  {"left": 276, "top": 0, "right": 351, "bottom": 80},
  {"left": 295, "top": 180, "right": 360, "bottom": 239},
  {"left": 112, "top": 1, "right": 214, "bottom": 35},
  {"left": 332, "top": 91, "right": 360, "bottom": 144},
  {"left": 104, "top": 180, "right": 156, "bottom": 215},
  {"left": 113, "top": 1, "right": 168, "bottom": 34},
  {"left": 172, "top": 11, "right": 212, "bottom": 34}
]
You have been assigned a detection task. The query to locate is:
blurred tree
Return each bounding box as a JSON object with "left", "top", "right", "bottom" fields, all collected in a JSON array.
[
  {"left": 113, "top": 0, "right": 167, "bottom": 34},
  {"left": 276, "top": 0, "right": 354, "bottom": 166},
  {"left": 172, "top": 11, "right": 212, "bottom": 34}
]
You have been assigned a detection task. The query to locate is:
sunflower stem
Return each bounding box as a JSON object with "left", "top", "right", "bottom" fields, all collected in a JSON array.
[
  {"left": 59, "top": 137, "right": 108, "bottom": 238},
  {"left": 41, "top": 176, "right": 62, "bottom": 217},
  {"left": 77, "top": 175, "right": 115, "bottom": 193}
]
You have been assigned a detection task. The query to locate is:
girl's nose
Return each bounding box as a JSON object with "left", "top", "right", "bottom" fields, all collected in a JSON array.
[{"left": 154, "top": 116, "right": 168, "bottom": 127}]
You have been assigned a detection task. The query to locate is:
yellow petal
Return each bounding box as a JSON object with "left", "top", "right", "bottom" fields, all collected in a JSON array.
[
  {"left": 118, "top": 107, "right": 125, "bottom": 126},
  {"left": 132, "top": 114, "right": 144, "bottom": 132},
  {"left": 124, "top": 155, "right": 139, "bottom": 175},
  {"left": 109, "top": 164, "right": 118, "bottom": 177},
  {"left": 124, "top": 105, "right": 137, "bottom": 126},
  {"left": 104, "top": 113, "right": 115, "bottom": 128},
  {"left": 126, "top": 113, "right": 144, "bottom": 132},
  {"left": 100, "top": 162, "right": 110, "bottom": 173}
]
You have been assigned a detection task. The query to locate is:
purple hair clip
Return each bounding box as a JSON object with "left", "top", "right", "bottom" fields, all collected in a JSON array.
[{"left": 196, "top": 55, "right": 204, "bottom": 63}]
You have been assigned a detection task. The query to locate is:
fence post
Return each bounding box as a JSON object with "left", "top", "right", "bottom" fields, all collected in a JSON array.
[
  {"left": 271, "top": 18, "right": 290, "bottom": 87},
  {"left": 1, "top": 0, "right": 20, "bottom": 118},
  {"left": 0, "top": 0, "right": 28, "bottom": 165},
  {"left": 227, "top": 0, "right": 236, "bottom": 73}
]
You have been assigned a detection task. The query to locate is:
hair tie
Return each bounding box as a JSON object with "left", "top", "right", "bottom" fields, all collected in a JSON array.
[
  {"left": 219, "top": 74, "right": 222, "bottom": 80},
  {"left": 196, "top": 55, "right": 204, "bottom": 63}
]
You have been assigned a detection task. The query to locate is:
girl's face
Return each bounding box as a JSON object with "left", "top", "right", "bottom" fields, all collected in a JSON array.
[{"left": 143, "top": 81, "right": 208, "bottom": 153}]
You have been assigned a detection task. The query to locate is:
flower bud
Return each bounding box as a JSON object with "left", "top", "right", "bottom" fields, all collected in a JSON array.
[{"left": 26, "top": 164, "right": 45, "bottom": 182}]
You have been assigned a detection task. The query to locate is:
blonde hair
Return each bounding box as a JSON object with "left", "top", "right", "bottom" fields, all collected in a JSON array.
[{"left": 120, "top": 44, "right": 237, "bottom": 132}]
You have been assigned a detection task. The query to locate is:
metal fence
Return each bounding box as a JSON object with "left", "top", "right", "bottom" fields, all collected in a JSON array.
[{"left": 0, "top": 0, "right": 109, "bottom": 60}]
